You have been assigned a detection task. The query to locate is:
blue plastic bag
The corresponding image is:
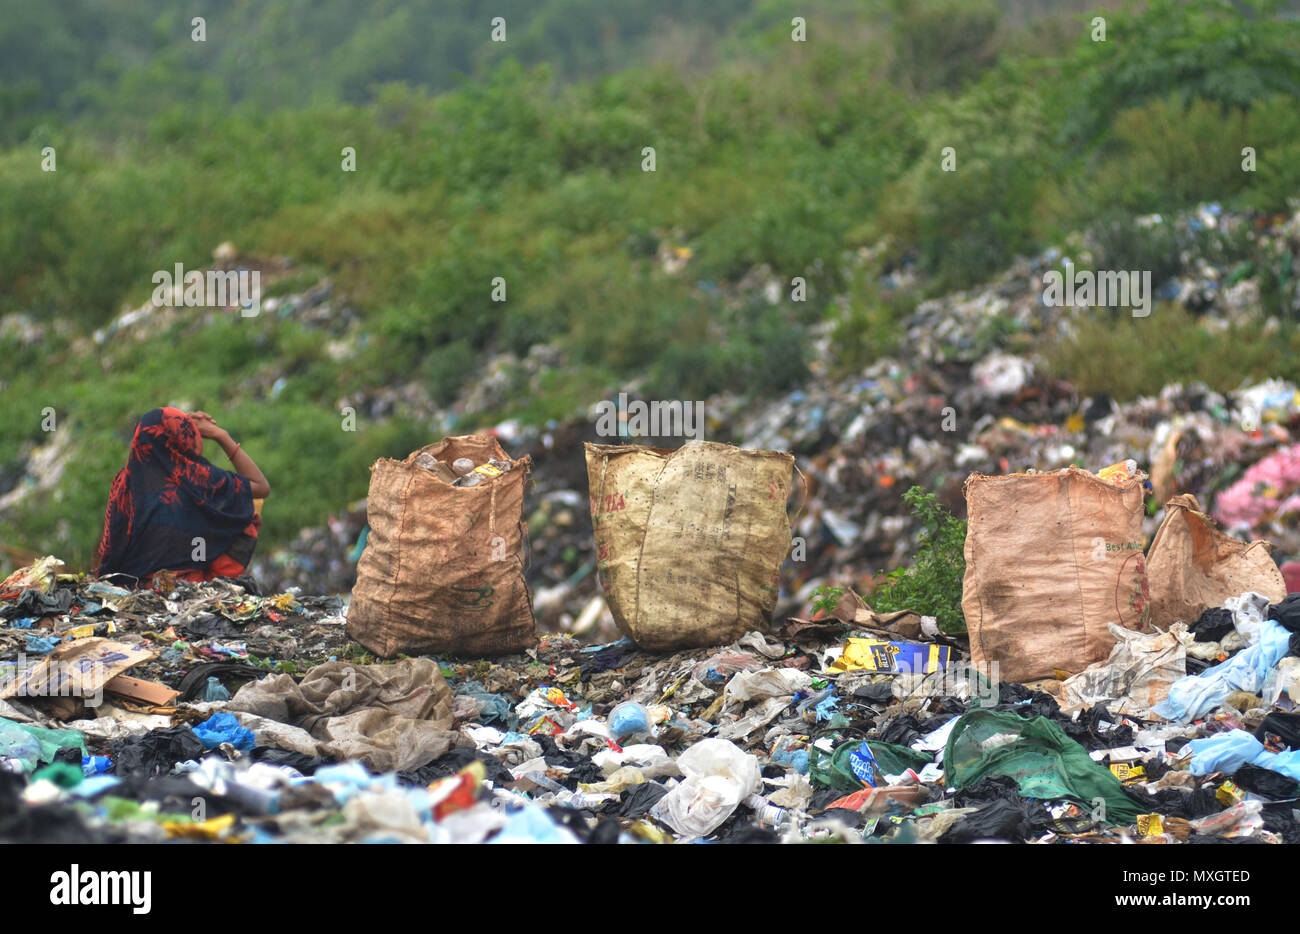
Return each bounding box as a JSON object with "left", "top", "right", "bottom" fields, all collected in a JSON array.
[
  {"left": 1188, "top": 729, "right": 1300, "bottom": 783},
  {"left": 193, "top": 712, "right": 255, "bottom": 751},
  {"left": 1152, "top": 619, "right": 1292, "bottom": 723},
  {"left": 201, "top": 677, "right": 230, "bottom": 702},
  {"left": 608, "top": 702, "right": 650, "bottom": 740},
  {"left": 488, "top": 804, "right": 580, "bottom": 844}
]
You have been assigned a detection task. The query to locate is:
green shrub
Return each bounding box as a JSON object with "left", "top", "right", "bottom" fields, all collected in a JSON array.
[
  {"left": 1045, "top": 304, "right": 1297, "bottom": 399},
  {"left": 884, "top": 0, "right": 1002, "bottom": 94},
  {"left": 871, "top": 486, "right": 967, "bottom": 634},
  {"left": 1084, "top": 215, "right": 1186, "bottom": 290},
  {"left": 811, "top": 585, "right": 844, "bottom": 616},
  {"left": 878, "top": 67, "right": 1049, "bottom": 292}
]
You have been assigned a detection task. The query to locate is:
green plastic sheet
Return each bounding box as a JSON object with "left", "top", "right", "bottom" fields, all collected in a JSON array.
[
  {"left": 0, "top": 717, "right": 86, "bottom": 773},
  {"left": 944, "top": 709, "right": 1144, "bottom": 823},
  {"left": 810, "top": 735, "right": 934, "bottom": 791}
]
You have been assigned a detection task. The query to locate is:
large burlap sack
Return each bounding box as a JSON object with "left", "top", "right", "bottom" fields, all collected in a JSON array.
[
  {"left": 347, "top": 435, "right": 536, "bottom": 657},
  {"left": 586, "top": 440, "right": 795, "bottom": 652},
  {"left": 962, "top": 467, "right": 1150, "bottom": 684},
  {"left": 1146, "top": 493, "right": 1286, "bottom": 630}
]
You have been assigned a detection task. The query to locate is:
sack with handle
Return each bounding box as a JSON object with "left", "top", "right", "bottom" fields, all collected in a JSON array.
[{"left": 1145, "top": 493, "right": 1286, "bottom": 630}]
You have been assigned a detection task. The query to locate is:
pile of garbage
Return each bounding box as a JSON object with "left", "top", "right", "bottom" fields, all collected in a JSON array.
[
  {"left": 6, "top": 203, "right": 1295, "bottom": 843},
  {"left": 3, "top": 547, "right": 1300, "bottom": 844},
  {"left": 250, "top": 364, "right": 1300, "bottom": 643},
  {"left": 246, "top": 204, "right": 1300, "bottom": 636},
  {"left": 249, "top": 378, "right": 1300, "bottom": 648},
  {"left": 249, "top": 502, "right": 369, "bottom": 598}
]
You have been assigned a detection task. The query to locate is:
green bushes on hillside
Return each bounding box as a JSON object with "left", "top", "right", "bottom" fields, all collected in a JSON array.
[{"left": 3, "top": 0, "right": 1299, "bottom": 569}]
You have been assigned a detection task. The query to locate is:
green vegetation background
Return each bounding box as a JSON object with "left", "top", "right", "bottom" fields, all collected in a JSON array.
[{"left": 2, "top": 0, "right": 1299, "bottom": 569}]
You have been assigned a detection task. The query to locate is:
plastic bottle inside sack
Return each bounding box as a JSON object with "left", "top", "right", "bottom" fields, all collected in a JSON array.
[
  {"left": 1096, "top": 458, "right": 1139, "bottom": 485},
  {"left": 455, "top": 459, "right": 510, "bottom": 487}
]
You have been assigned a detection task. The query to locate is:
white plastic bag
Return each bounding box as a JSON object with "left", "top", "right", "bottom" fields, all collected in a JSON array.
[
  {"left": 1224, "top": 591, "right": 1272, "bottom": 645},
  {"left": 723, "top": 669, "right": 812, "bottom": 709},
  {"left": 592, "top": 743, "right": 670, "bottom": 775},
  {"left": 650, "top": 738, "right": 762, "bottom": 837},
  {"left": 1061, "top": 623, "right": 1193, "bottom": 717}
]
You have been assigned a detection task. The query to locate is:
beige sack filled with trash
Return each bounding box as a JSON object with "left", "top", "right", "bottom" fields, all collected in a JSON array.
[
  {"left": 586, "top": 440, "right": 795, "bottom": 652},
  {"left": 347, "top": 434, "right": 537, "bottom": 657},
  {"left": 962, "top": 465, "right": 1151, "bottom": 684}
]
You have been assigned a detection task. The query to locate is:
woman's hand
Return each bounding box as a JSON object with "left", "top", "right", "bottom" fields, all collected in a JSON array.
[
  {"left": 190, "top": 410, "right": 270, "bottom": 499},
  {"left": 189, "top": 411, "right": 225, "bottom": 440}
]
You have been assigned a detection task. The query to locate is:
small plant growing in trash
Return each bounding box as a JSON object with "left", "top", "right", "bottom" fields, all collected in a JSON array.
[
  {"left": 810, "top": 585, "right": 843, "bottom": 616},
  {"left": 871, "top": 486, "right": 967, "bottom": 634}
]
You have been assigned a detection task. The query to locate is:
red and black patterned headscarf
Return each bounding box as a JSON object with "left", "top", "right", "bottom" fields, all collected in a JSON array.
[{"left": 94, "top": 407, "right": 255, "bottom": 581}]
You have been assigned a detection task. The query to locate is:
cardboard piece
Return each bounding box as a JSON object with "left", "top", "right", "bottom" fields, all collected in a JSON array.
[
  {"left": 0, "top": 638, "right": 153, "bottom": 700},
  {"left": 104, "top": 674, "right": 181, "bottom": 706},
  {"left": 785, "top": 587, "right": 926, "bottom": 645},
  {"left": 828, "top": 587, "right": 924, "bottom": 640},
  {"left": 827, "top": 637, "right": 952, "bottom": 674}
]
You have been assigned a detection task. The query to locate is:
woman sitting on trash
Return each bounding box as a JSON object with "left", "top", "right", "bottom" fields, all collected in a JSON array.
[{"left": 94, "top": 407, "right": 270, "bottom": 586}]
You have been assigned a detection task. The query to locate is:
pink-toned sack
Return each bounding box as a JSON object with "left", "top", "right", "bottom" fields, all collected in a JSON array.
[
  {"left": 962, "top": 467, "right": 1150, "bottom": 683},
  {"left": 1146, "top": 493, "right": 1286, "bottom": 629}
]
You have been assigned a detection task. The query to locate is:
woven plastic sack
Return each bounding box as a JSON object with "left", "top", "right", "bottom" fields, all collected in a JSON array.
[
  {"left": 962, "top": 467, "right": 1150, "bottom": 683},
  {"left": 585, "top": 440, "right": 795, "bottom": 651},
  {"left": 348, "top": 435, "right": 536, "bottom": 657},
  {"left": 1146, "top": 493, "right": 1286, "bottom": 630}
]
